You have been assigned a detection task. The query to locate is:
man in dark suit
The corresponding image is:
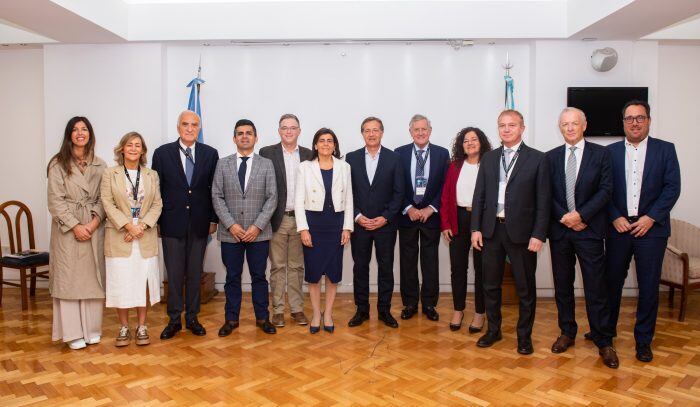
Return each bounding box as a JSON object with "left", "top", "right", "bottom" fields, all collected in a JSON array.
[
  {"left": 212, "top": 119, "right": 278, "bottom": 336},
  {"left": 606, "top": 100, "right": 681, "bottom": 362},
  {"left": 346, "top": 117, "right": 405, "bottom": 328},
  {"left": 152, "top": 110, "right": 219, "bottom": 339},
  {"left": 259, "top": 114, "right": 313, "bottom": 328},
  {"left": 471, "top": 109, "right": 550, "bottom": 355},
  {"left": 546, "top": 107, "right": 618, "bottom": 368},
  {"left": 394, "top": 114, "right": 450, "bottom": 322}
]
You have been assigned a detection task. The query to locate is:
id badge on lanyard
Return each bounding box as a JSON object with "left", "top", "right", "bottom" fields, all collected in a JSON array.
[
  {"left": 130, "top": 207, "right": 141, "bottom": 225},
  {"left": 415, "top": 177, "right": 428, "bottom": 196}
]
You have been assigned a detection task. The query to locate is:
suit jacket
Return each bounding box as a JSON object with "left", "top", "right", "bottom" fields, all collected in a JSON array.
[
  {"left": 346, "top": 146, "right": 404, "bottom": 232},
  {"left": 546, "top": 140, "right": 612, "bottom": 240},
  {"left": 211, "top": 153, "right": 277, "bottom": 243},
  {"left": 607, "top": 136, "right": 681, "bottom": 238},
  {"left": 294, "top": 157, "right": 354, "bottom": 232},
  {"left": 394, "top": 142, "right": 450, "bottom": 229},
  {"left": 100, "top": 165, "right": 163, "bottom": 258},
  {"left": 440, "top": 160, "right": 474, "bottom": 236},
  {"left": 259, "top": 142, "right": 313, "bottom": 232},
  {"left": 151, "top": 140, "right": 219, "bottom": 238},
  {"left": 471, "top": 143, "right": 550, "bottom": 244}
]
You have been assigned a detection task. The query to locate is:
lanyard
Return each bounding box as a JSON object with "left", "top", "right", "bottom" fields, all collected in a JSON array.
[
  {"left": 124, "top": 166, "right": 141, "bottom": 202},
  {"left": 501, "top": 144, "right": 522, "bottom": 181},
  {"left": 179, "top": 145, "right": 195, "bottom": 164}
]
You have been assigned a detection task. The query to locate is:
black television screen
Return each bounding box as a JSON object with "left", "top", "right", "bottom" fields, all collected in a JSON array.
[{"left": 566, "top": 87, "right": 648, "bottom": 137}]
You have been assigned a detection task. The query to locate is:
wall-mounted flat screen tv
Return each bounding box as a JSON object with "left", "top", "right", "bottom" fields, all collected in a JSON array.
[{"left": 566, "top": 87, "right": 648, "bottom": 137}]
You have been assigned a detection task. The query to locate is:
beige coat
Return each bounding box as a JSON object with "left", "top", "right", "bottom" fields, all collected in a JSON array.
[
  {"left": 100, "top": 165, "right": 162, "bottom": 258},
  {"left": 47, "top": 158, "right": 107, "bottom": 300}
]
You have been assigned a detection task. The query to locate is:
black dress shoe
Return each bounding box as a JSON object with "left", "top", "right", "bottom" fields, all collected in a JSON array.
[
  {"left": 186, "top": 319, "right": 206, "bottom": 336},
  {"left": 476, "top": 331, "right": 502, "bottom": 348},
  {"left": 348, "top": 311, "right": 370, "bottom": 327},
  {"left": 256, "top": 319, "right": 277, "bottom": 334},
  {"left": 599, "top": 346, "right": 620, "bottom": 369},
  {"left": 449, "top": 311, "right": 464, "bottom": 332},
  {"left": 378, "top": 311, "right": 399, "bottom": 328},
  {"left": 517, "top": 337, "right": 534, "bottom": 355},
  {"left": 160, "top": 323, "right": 182, "bottom": 340},
  {"left": 218, "top": 320, "right": 239, "bottom": 337},
  {"left": 636, "top": 343, "right": 653, "bottom": 362},
  {"left": 423, "top": 306, "right": 439, "bottom": 321},
  {"left": 400, "top": 306, "right": 418, "bottom": 320}
]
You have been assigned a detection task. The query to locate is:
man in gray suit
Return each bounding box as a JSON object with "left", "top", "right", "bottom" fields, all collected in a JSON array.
[
  {"left": 259, "top": 114, "right": 313, "bottom": 328},
  {"left": 212, "top": 119, "right": 278, "bottom": 336}
]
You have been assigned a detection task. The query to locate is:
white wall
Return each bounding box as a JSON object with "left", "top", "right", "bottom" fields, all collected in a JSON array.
[
  {"left": 0, "top": 49, "right": 47, "bottom": 263},
  {"left": 657, "top": 44, "right": 700, "bottom": 227},
  {"left": 3, "top": 40, "right": 697, "bottom": 295}
]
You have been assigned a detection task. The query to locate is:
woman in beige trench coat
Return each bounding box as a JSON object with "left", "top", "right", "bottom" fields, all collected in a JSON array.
[{"left": 47, "top": 116, "right": 107, "bottom": 350}]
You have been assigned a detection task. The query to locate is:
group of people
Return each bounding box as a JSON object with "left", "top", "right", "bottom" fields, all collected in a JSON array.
[{"left": 47, "top": 101, "right": 680, "bottom": 371}]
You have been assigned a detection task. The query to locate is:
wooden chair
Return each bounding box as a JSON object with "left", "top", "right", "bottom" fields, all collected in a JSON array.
[
  {"left": 0, "top": 200, "right": 49, "bottom": 310},
  {"left": 661, "top": 218, "right": 700, "bottom": 321}
]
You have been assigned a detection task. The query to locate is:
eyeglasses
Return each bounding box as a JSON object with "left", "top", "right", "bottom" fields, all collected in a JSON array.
[
  {"left": 280, "top": 126, "right": 299, "bottom": 132},
  {"left": 623, "top": 115, "right": 648, "bottom": 124}
]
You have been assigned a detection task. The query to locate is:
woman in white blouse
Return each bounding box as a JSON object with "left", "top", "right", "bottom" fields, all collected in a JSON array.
[
  {"left": 295, "top": 128, "right": 353, "bottom": 334},
  {"left": 440, "top": 127, "right": 492, "bottom": 333},
  {"left": 101, "top": 132, "right": 162, "bottom": 347}
]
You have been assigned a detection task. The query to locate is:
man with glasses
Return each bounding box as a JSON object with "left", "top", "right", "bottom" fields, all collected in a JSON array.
[
  {"left": 259, "top": 114, "right": 313, "bottom": 327},
  {"left": 605, "top": 100, "right": 680, "bottom": 362}
]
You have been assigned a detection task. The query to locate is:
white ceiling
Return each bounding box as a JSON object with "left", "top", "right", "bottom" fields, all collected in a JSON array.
[{"left": 1, "top": 0, "right": 699, "bottom": 47}]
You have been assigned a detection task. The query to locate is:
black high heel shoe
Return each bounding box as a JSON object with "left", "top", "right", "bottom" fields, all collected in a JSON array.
[
  {"left": 323, "top": 313, "right": 334, "bottom": 333},
  {"left": 310, "top": 313, "right": 321, "bottom": 334},
  {"left": 449, "top": 311, "right": 464, "bottom": 332},
  {"left": 468, "top": 314, "right": 485, "bottom": 334}
]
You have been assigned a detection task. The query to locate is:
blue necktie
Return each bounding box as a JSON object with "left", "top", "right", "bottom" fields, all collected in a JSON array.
[
  {"left": 238, "top": 156, "right": 249, "bottom": 192},
  {"left": 185, "top": 147, "right": 194, "bottom": 186},
  {"left": 414, "top": 149, "right": 426, "bottom": 203}
]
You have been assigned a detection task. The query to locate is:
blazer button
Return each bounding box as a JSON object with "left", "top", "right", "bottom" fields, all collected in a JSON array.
[
  {"left": 188, "top": 190, "right": 192, "bottom": 194},
  {"left": 240, "top": 211, "right": 244, "bottom": 215},
  {"left": 186, "top": 205, "right": 190, "bottom": 209}
]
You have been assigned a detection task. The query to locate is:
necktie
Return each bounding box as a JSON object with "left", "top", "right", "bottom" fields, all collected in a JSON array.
[
  {"left": 414, "top": 149, "right": 426, "bottom": 203},
  {"left": 565, "top": 146, "right": 577, "bottom": 211},
  {"left": 504, "top": 148, "right": 513, "bottom": 170},
  {"left": 238, "top": 156, "right": 249, "bottom": 192},
  {"left": 185, "top": 147, "right": 194, "bottom": 186}
]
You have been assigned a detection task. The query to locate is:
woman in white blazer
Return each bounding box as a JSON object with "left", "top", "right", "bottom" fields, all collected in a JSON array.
[{"left": 295, "top": 128, "right": 353, "bottom": 334}]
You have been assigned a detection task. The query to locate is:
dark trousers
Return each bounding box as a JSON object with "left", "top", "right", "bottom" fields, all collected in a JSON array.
[
  {"left": 450, "top": 208, "right": 484, "bottom": 313},
  {"left": 550, "top": 233, "right": 613, "bottom": 348},
  {"left": 162, "top": 231, "right": 207, "bottom": 324},
  {"left": 482, "top": 223, "right": 537, "bottom": 338},
  {"left": 221, "top": 241, "right": 271, "bottom": 321},
  {"left": 351, "top": 227, "right": 397, "bottom": 313},
  {"left": 605, "top": 232, "right": 667, "bottom": 345},
  {"left": 399, "top": 223, "right": 440, "bottom": 309}
]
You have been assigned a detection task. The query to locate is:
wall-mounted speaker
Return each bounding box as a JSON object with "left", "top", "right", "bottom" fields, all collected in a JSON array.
[{"left": 591, "top": 47, "right": 618, "bottom": 72}]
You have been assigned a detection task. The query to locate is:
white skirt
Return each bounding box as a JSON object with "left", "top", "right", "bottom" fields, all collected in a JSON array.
[{"left": 105, "top": 241, "right": 160, "bottom": 308}]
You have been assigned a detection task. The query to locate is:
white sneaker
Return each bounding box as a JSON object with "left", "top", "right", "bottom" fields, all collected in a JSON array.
[
  {"left": 86, "top": 335, "right": 101, "bottom": 345},
  {"left": 68, "top": 338, "right": 87, "bottom": 350}
]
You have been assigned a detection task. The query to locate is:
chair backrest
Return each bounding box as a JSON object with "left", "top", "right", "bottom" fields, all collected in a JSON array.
[
  {"left": 669, "top": 218, "right": 700, "bottom": 257},
  {"left": 0, "top": 200, "right": 37, "bottom": 257}
]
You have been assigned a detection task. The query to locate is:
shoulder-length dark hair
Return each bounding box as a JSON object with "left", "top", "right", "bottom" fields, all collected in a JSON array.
[
  {"left": 311, "top": 128, "right": 342, "bottom": 160},
  {"left": 47, "top": 116, "right": 96, "bottom": 176},
  {"left": 451, "top": 127, "right": 492, "bottom": 163}
]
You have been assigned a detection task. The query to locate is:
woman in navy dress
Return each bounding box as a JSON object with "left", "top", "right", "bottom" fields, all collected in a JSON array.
[{"left": 295, "top": 128, "right": 354, "bottom": 333}]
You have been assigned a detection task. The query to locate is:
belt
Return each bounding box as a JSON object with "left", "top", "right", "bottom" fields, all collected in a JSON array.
[
  {"left": 458, "top": 206, "right": 472, "bottom": 212},
  {"left": 497, "top": 217, "right": 506, "bottom": 224},
  {"left": 284, "top": 210, "right": 295, "bottom": 217}
]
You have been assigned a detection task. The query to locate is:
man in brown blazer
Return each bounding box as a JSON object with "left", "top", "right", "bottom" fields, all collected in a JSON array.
[{"left": 259, "top": 114, "right": 313, "bottom": 327}]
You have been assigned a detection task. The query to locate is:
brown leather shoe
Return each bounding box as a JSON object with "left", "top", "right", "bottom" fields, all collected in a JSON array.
[
  {"left": 551, "top": 335, "right": 575, "bottom": 354},
  {"left": 599, "top": 346, "right": 619, "bottom": 369},
  {"left": 291, "top": 312, "right": 308, "bottom": 325},
  {"left": 271, "top": 313, "right": 285, "bottom": 327}
]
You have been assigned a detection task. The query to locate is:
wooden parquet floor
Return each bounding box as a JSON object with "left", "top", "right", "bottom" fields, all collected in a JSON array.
[{"left": 1, "top": 289, "right": 699, "bottom": 406}]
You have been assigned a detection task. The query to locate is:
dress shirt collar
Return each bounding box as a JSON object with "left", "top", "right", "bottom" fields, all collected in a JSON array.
[
  {"left": 565, "top": 138, "right": 585, "bottom": 151},
  {"left": 502, "top": 140, "right": 522, "bottom": 152},
  {"left": 413, "top": 142, "right": 430, "bottom": 152},
  {"left": 282, "top": 143, "right": 299, "bottom": 154},
  {"left": 365, "top": 146, "right": 382, "bottom": 159},
  {"left": 625, "top": 135, "right": 648, "bottom": 149},
  {"left": 179, "top": 139, "right": 196, "bottom": 151}
]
